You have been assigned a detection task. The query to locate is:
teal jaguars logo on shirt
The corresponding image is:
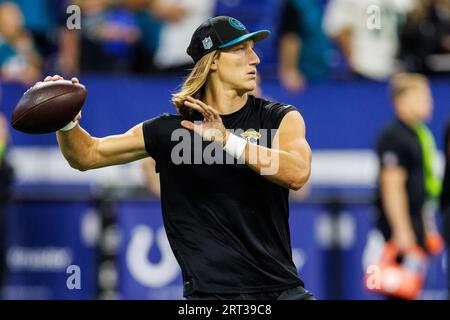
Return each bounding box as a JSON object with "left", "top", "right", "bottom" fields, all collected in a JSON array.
[
  {"left": 241, "top": 130, "right": 261, "bottom": 144},
  {"left": 228, "top": 17, "right": 246, "bottom": 31}
]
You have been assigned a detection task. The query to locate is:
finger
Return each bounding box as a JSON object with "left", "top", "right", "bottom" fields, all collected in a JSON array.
[
  {"left": 181, "top": 120, "right": 194, "bottom": 131},
  {"left": 183, "top": 100, "right": 207, "bottom": 116},
  {"left": 191, "top": 97, "right": 220, "bottom": 120},
  {"left": 205, "top": 104, "right": 220, "bottom": 121},
  {"left": 187, "top": 96, "right": 213, "bottom": 119},
  {"left": 181, "top": 120, "right": 205, "bottom": 137},
  {"left": 44, "top": 76, "right": 51, "bottom": 81},
  {"left": 71, "top": 77, "right": 79, "bottom": 84},
  {"left": 184, "top": 100, "right": 211, "bottom": 120}
]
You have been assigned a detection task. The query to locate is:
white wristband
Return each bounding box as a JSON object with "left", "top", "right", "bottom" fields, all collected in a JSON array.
[
  {"left": 223, "top": 133, "right": 247, "bottom": 160},
  {"left": 59, "top": 120, "right": 78, "bottom": 132}
]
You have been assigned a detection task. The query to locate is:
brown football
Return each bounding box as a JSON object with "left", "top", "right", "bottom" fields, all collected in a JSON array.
[{"left": 11, "top": 80, "right": 87, "bottom": 134}]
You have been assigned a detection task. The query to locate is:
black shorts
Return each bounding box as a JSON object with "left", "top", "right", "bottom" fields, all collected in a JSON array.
[{"left": 186, "top": 285, "right": 315, "bottom": 300}]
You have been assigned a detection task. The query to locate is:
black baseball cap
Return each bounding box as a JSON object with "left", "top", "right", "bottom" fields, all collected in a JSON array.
[{"left": 187, "top": 16, "right": 270, "bottom": 63}]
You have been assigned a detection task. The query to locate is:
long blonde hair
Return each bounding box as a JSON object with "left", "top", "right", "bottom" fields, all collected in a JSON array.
[{"left": 172, "top": 50, "right": 220, "bottom": 116}]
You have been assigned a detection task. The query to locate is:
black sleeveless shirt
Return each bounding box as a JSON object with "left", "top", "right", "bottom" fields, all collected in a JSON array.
[{"left": 142, "top": 95, "right": 303, "bottom": 296}]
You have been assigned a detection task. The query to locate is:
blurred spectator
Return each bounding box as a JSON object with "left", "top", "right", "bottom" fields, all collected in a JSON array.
[
  {"left": 153, "top": 0, "right": 216, "bottom": 74},
  {"left": 0, "top": 2, "right": 42, "bottom": 85},
  {"left": 0, "top": 0, "right": 59, "bottom": 59},
  {"left": 323, "top": 0, "right": 415, "bottom": 81},
  {"left": 58, "top": 0, "right": 81, "bottom": 77},
  {"left": 74, "top": 0, "right": 141, "bottom": 73},
  {"left": 440, "top": 115, "right": 450, "bottom": 295},
  {"left": 399, "top": 0, "right": 450, "bottom": 74},
  {"left": 127, "top": 0, "right": 163, "bottom": 74},
  {"left": 278, "top": 0, "right": 331, "bottom": 92},
  {"left": 374, "top": 74, "right": 438, "bottom": 299}
]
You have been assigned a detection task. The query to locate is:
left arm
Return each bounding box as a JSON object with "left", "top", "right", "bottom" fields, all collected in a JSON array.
[
  {"left": 181, "top": 96, "right": 312, "bottom": 190},
  {"left": 242, "top": 111, "right": 311, "bottom": 190}
]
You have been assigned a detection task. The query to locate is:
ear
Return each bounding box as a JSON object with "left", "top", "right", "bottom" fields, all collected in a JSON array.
[{"left": 210, "top": 58, "right": 218, "bottom": 71}]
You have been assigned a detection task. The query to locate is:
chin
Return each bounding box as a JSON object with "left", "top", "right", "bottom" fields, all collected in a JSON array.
[
  {"left": 236, "top": 85, "right": 255, "bottom": 94},
  {"left": 244, "top": 82, "right": 257, "bottom": 91}
]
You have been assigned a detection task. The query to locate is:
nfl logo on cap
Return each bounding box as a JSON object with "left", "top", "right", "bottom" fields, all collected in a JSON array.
[{"left": 202, "top": 36, "right": 213, "bottom": 50}]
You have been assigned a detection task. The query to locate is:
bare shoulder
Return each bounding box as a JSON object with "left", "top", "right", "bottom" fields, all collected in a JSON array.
[{"left": 278, "top": 109, "right": 305, "bottom": 135}]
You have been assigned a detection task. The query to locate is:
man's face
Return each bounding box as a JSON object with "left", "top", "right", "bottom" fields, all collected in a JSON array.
[
  {"left": 213, "top": 40, "right": 260, "bottom": 93},
  {"left": 397, "top": 84, "right": 434, "bottom": 122},
  {"left": 409, "top": 85, "right": 433, "bottom": 122}
]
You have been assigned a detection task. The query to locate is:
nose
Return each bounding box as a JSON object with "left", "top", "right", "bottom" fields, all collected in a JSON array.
[{"left": 249, "top": 48, "right": 260, "bottom": 66}]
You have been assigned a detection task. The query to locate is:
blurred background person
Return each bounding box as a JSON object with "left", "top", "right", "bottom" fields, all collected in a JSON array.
[
  {"left": 278, "top": 0, "right": 331, "bottom": 92},
  {"left": 130, "top": 0, "right": 210, "bottom": 74},
  {"left": 0, "top": 0, "right": 60, "bottom": 62},
  {"left": 0, "top": 1, "right": 42, "bottom": 85},
  {"left": 58, "top": 0, "right": 81, "bottom": 77},
  {"left": 440, "top": 114, "right": 450, "bottom": 296},
  {"left": 399, "top": 0, "right": 450, "bottom": 74},
  {"left": 127, "top": 0, "right": 163, "bottom": 74},
  {"left": 72, "top": 0, "right": 141, "bottom": 74},
  {"left": 374, "top": 73, "right": 438, "bottom": 298},
  {"left": 152, "top": 0, "right": 215, "bottom": 74},
  {"left": 323, "top": 0, "right": 415, "bottom": 81}
]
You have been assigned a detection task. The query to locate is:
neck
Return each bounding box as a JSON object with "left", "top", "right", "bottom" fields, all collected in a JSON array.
[
  {"left": 203, "top": 78, "right": 249, "bottom": 115},
  {"left": 397, "top": 111, "right": 420, "bottom": 129}
]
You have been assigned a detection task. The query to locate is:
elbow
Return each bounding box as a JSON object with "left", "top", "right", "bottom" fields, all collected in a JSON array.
[
  {"left": 289, "top": 178, "right": 307, "bottom": 191},
  {"left": 288, "top": 166, "right": 311, "bottom": 191},
  {"left": 67, "top": 158, "right": 91, "bottom": 172}
]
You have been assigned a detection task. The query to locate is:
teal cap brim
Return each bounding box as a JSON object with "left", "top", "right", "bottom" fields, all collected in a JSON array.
[{"left": 218, "top": 30, "right": 271, "bottom": 49}]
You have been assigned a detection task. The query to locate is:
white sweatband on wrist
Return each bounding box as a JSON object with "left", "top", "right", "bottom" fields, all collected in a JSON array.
[
  {"left": 223, "top": 133, "right": 247, "bottom": 160},
  {"left": 59, "top": 120, "right": 78, "bottom": 132}
]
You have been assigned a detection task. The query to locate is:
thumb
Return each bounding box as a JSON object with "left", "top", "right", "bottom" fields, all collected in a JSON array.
[
  {"left": 181, "top": 120, "right": 203, "bottom": 136},
  {"left": 181, "top": 120, "right": 194, "bottom": 130}
]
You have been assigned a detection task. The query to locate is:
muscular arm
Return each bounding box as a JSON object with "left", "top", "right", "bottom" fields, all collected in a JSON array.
[
  {"left": 380, "top": 166, "right": 417, "bottom": 250},
  {"left": 56, "top": 123, "right": 148, "bottom": 171},
  {"left": 182, "top": 96, "right": 312, "bottom": 191},
  {"left": 38, "top": 75, "right": 148, "bottom": 171},
  {"left": 243, "top": 111, "right": 312, "bottom": 190}
]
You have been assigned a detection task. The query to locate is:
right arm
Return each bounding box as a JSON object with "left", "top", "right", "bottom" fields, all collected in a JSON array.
[
  {"left": 380, "top": 166, "right": 417, "bottom": 251},
  {"left": 49, "top": 76, "right": 148, "bottom": 171},
  {"left": 56, "top": 122, "right": 148, "bottom": 171}
]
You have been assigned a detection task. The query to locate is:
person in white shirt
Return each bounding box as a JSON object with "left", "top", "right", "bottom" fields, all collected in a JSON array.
[
  {"left": 323, "top": 0, "right": 416, "bottom": 80},
  {"left": 154, "top": 0, "right": 216, "bottom": 73}
]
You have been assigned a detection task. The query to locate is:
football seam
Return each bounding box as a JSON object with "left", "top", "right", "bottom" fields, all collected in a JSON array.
[{"left": 12, "top": 89, "right": 84, "bottom": 126}]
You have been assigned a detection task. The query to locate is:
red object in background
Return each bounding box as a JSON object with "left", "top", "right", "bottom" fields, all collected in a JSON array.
[
  {"left": 425, "top": 232, "right": 445, "bottom": 256},
  {"left": 365, "top": 241, "right": 428, "bottom": 300}
]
